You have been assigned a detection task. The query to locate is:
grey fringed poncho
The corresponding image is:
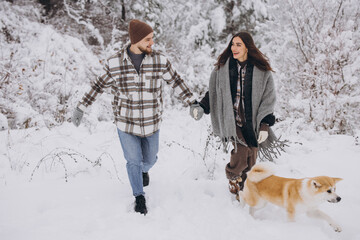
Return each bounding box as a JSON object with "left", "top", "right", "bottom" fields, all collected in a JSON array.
[{"left": 208, "top": 58, "right": 277, "bottom": 154}]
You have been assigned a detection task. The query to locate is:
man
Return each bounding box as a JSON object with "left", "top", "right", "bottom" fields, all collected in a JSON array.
[{"left": 72, "top": 19, "right": 196, "bottom": 215}]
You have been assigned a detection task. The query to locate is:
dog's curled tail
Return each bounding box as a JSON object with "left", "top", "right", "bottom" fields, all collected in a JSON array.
[{"left": 247, "top": 162, "right": 275, "bottom": 183}]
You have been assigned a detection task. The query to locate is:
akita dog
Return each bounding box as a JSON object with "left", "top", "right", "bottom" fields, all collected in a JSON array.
[{"left": 239, "top": 163, "right": 343, "bottom": 232}]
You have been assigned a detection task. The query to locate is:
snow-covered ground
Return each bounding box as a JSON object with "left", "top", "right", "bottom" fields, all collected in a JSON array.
[{"left": 1, "top": 108, "right": 360, "bottom": 240}]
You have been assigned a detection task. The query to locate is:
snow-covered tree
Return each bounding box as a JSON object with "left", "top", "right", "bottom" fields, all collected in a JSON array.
[
  {"left": 259, "top": 0, "right": 360, "bottom": 134},
  {"left": 216, "top": 0, "right": 268, "bottom": 41},
  {"left": 1, "top": 0, "right": 359, "bottom": 135},
  {"left": 0, "top": 1, "right": 103, "bottom": 129}
]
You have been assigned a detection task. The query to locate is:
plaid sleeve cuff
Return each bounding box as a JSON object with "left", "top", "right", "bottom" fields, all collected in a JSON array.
[
  {"left": 76, "top": 103, "right": 87, "bottom": 112},
  {"left": 187, "top": 96, "right": 196, "bottom": 105}
]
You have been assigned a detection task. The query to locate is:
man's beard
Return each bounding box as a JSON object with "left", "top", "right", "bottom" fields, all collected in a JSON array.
[{"left": 139, "top": 45, "right": 152, "bottom": 54}]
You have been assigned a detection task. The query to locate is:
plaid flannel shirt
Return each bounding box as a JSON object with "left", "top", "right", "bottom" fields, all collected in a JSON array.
[{"left": 77, "top": 45, "right": 195, "bottom": 137}]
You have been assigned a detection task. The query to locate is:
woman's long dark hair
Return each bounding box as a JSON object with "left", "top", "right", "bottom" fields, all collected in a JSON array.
[{"left": 215, "top": 32, "right": 273, "bottom": 72}]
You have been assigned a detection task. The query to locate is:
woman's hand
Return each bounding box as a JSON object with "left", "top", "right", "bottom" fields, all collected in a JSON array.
[{"left": 257, "top": 131, "right": 268, "bottom": 144}]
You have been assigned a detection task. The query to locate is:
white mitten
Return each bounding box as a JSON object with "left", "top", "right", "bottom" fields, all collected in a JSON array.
[{"left": 257, "top": 131, "right": 268, "bottom": 144}]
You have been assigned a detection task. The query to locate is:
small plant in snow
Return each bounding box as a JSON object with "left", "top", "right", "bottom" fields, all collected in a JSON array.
[{"left": 29, "top": 147, "right": 100, "bottom": 182}]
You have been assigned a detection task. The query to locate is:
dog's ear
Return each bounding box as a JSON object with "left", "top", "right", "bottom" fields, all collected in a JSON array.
[
  {"left": 311, "top": 180, "right": 322, "bottom": 188},
  {"left": 332, "top": 178, "right": 343, "bottom": 184}
]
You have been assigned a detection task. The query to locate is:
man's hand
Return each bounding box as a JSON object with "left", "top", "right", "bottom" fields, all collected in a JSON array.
[
  {"left": 190, "top": 103, "right": 204, "bottom": 121},
  {"left": 72, "top": 107, "right": 84, "bottom": 127}
]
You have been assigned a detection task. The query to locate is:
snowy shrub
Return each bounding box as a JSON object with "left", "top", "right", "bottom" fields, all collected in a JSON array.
[
  {"left": 1, "top": 0, "right": 359, "bottom": 135},
  {"left": 258, "top": 0, "right": 360, "bottom": 135},
  {"left": 0, "top": 1, "right": 104, "bottom": 129}
]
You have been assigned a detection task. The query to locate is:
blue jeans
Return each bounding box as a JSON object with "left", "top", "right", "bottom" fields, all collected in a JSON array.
[{"left": 117, "top": 129, "right": 159, "bottom": 197}]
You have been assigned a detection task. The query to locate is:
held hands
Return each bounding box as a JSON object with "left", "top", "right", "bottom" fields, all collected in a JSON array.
[
  {"left": 190, "top": 103, "right": 204, "bottom": 121},
  {"left": 72, "top": 107, "right": 84, "bottom": 127},
  {"left": 257, "top": 131, "right": 269, "bottom": 144}
]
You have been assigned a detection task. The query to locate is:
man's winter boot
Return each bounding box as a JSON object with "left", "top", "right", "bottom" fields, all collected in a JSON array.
[
  {"left": 143, "top": 172, "right": 149, "bottom": 187},
  {"left": 134, "top": 195, "right": 147, "bottom": 215}
]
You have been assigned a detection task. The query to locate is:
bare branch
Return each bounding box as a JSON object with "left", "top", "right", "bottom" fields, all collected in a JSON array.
[
  {"left": 290, "top": 18, "right": 309, "bottom": 62},
  {"left": 332, "top": 0, "right": 344, "bottom": 28}
]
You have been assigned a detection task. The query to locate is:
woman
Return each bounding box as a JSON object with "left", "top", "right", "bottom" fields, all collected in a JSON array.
[{"left": 190, "top": 32, "right": 277, "bottom": 196}]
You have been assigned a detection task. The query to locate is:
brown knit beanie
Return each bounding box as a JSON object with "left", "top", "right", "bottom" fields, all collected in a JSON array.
[{"left": 129, "top": 19, "right": 153, "bottom": 44}]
